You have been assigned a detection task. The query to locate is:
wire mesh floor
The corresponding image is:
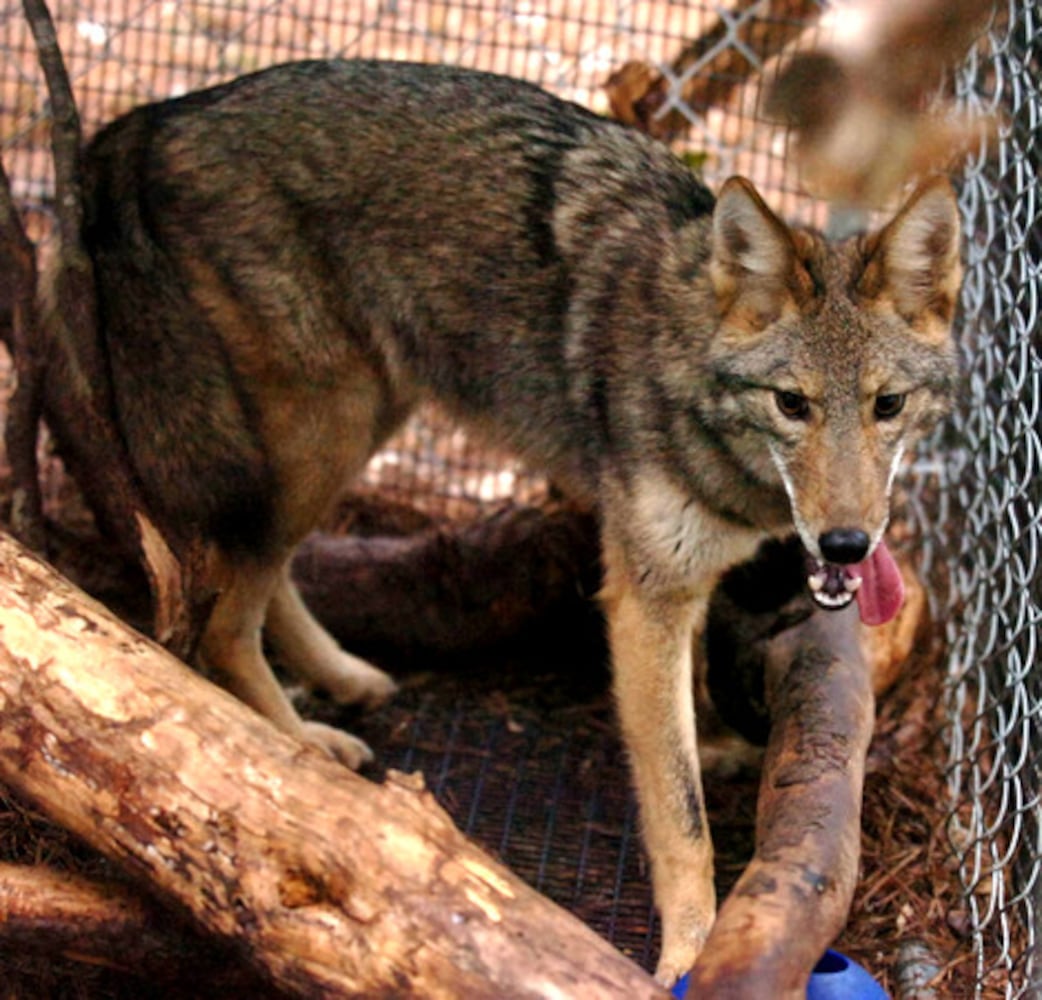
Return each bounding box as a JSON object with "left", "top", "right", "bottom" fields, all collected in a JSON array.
[{"left": 329, "top": 654, "right": 759, "bottom": 975}]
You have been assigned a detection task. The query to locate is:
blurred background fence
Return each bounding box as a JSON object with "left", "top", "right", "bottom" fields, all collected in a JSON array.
[{"left": 1, "top": 0, "right": 1038, "bottom": 995}]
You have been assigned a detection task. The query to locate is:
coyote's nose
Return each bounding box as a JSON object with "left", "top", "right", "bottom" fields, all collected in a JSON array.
[{"left": 818, "top": 528, "right": 870, "bottom": 564}]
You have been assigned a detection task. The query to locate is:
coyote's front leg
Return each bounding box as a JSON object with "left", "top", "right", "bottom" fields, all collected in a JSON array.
[{"left": 601, "top": 533, "right": 725, "bottom": 988}]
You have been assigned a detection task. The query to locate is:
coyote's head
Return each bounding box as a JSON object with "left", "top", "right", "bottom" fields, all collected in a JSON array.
[{"left": 704, "top": 176, "right": 961, "bottom": 625}]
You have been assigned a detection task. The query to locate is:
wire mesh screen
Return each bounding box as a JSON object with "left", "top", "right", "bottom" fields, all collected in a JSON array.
[
  {"left": 905, "top": 2, "right": 1041, "bottom": 995},
  {"left": 1, "top": 0, "right": 1039, "bottom": 995},
  {"left": 1, "top": 0, "right": 827, "bottom": 518}
]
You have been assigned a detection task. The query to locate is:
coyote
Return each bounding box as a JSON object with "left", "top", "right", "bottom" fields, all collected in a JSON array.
[{"left": 77, "top": 60, "right": 961, "bottom": 984}]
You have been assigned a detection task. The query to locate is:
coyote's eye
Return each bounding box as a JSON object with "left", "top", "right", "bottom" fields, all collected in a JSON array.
[
  {"left": 874, "top": 393, "right": 907, "bottom": 420},
  {"left": 774, "top": 390, "right": 810, "bottom": 420}
]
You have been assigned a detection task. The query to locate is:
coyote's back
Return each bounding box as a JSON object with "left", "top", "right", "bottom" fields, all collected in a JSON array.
[{"left": 82, "top": 59, "right": 716, "bottom": 557}]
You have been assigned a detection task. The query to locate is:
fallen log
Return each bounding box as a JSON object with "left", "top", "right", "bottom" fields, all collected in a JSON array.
[
  {"left": 686, "top": 603, "right": 874, "bottom": 998},
  {"left": 0, "top": 861, "right": 194, "bottom": 968},
  {"left": 294, "top": 510, "right": 919, "bottom": 704},
  {"left": 0, "top": 512, "right": 912, "bottom": 995},
  {"left": 292, "top": 502, "right": 603, "bottom": 665},
  {"left": 0, "top": 858, "right": 280, "bottom": 992},
  {"left": 0, "top": 531, "right": 665, "bottom": 999}
]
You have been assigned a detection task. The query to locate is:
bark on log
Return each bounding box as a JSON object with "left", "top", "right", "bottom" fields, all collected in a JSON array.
[
  {"left": 0, "top": 532, "right": 665, "bottom": 999},
  {"left": 685, "top": 606, "right": 874, "bottom": 998}
]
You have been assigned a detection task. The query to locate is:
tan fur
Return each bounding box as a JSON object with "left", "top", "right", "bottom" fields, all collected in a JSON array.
[
  {"left": 600, "top": 492, "right": 764, "bottom": 985},
  {"left": 181, "top": 256, "right": 406, "bottom": 764}
]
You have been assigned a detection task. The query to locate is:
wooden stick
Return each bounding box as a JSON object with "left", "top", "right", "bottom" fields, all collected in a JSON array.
[
  {"left": 22, "top": 0, "right": 86, "bottom": 248},
  {"left": 5, "top": 0, "right": 207, "bottom": 659},
  {"left": 0, "top": 532, "right": 665, "bottom": 999}
]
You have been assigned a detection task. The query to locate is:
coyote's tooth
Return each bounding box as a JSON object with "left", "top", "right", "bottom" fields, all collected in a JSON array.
[
  {"left": 811, "top": 588, "right": 855, "bottom": 610},
  {"left": 844, "top": 574, "right": 863, "bottom": 594},
  {"left": 808, "top": 571, "right": 826, "bottom": 592}
]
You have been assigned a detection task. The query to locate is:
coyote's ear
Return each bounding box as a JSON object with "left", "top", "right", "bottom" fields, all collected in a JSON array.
[
  {"left": 710, "top": 177, "right": 805, "bottom": 320},
  {"left": 860, "top": 177, "right": 962, "bottom": 327}
]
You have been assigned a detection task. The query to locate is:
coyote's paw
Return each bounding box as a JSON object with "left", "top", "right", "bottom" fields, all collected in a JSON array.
[
  {"left": 653, "top": 885, "right": 716, "bottom": 988},
  {"left": 318, "top": 653, "right": 398, "bottom": 710},
  {"left": 300, "top": 721, "right": 375, "bottom": 770},
  {"left": 653, "top": 924, "right": 712, "bottom": 989}
]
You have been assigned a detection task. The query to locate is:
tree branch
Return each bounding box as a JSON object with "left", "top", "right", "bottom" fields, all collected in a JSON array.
[
  {"left": 0, "top": 161, "right": 46, "bottom": 551},
  {"left": 5, "top": 0, "right": 208, "bottom": 658},
  {"left": 606, "top": 0, "right": 823, "bottom": 140},
  {"left": 0, "top": 861, "right": 190, "bottom": 967}
]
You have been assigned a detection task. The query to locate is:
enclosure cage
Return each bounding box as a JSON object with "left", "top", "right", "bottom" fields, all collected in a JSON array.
[{"left": 1, "top": 0, "right": 1039, "bottom": 997}]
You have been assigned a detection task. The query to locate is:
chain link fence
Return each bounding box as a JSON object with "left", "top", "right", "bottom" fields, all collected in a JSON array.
[
  {"left": 907, "top": 1, "right": 1041, "bottom": 994},
  {"left": 1, "top": 1, "right": 1039, "bottom": 995}
]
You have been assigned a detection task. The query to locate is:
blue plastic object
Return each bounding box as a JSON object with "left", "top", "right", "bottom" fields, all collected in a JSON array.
[
  {"left": 806, "top": 951, "right": 890, "bottom": 1000},
  {"left": 670, "top": 950, "right": 889, "bottom": 999}
]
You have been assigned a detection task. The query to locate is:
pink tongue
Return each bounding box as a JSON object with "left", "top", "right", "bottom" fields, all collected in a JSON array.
[{"left": 854, "top": 541, "right": 904, "bottom": 626}]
